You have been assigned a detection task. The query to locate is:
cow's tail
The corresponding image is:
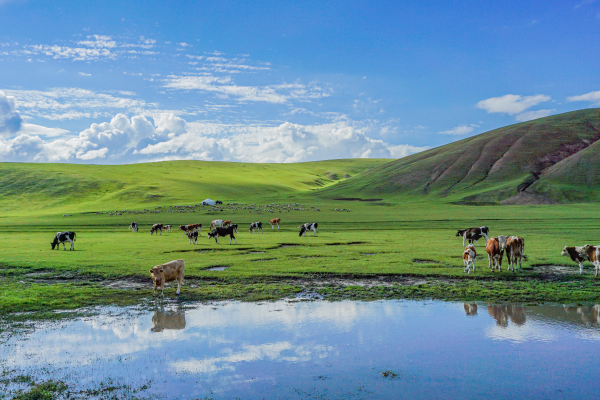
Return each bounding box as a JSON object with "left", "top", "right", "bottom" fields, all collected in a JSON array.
[
  {"left": 73, "top": 232, "right": 77, "bottom": 242},
  {"left": 522, "top": 254, "right": 529, "bottom": 261}
]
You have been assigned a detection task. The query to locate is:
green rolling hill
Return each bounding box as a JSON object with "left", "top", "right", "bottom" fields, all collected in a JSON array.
[
  {"left": 321, "top": 109, "right": 600, "bottom": 204},
  {"left": 0, "top": 159, "right": 389, "bottom": 215}
]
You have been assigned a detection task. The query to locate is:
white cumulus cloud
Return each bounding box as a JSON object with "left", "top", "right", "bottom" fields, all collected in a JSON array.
[
  {"left": 0, "top": 90, "right": 23, "bottom": 137},
  {"left": 438, "top": 125, "right": 475, "bottom": 135},
  {"left": 514, "top": 109, "right": 555, "bottom": 122}
]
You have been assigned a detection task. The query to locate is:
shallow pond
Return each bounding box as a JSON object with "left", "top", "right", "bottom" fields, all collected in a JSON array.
[{"left": 2, "top": 300, "right": 600, "bottom": 399}]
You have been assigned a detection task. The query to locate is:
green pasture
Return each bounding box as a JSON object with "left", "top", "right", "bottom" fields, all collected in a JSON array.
[{"left": 2, "top": 196, "right": 600, "bottom": 316}]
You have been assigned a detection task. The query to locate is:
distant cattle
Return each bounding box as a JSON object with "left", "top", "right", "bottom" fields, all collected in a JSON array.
[
  {"left": 209, "top": 219, "right": 224, "bottom": 230},
  {"left": 216, "top": 200, "right": 223, "bottom": 205},
  {"left": 164, "top": 224, "right": 173, "bottom": 233},
  {"left": 463, "top": 244, "right": 476, "bottom": 274},
  {"left": 299, "top": 222, "right": 318, "bottom": 237},
  {"left": 249, "top": 222, "right": 263, "bottom": 234},
  {"left": 149, "top": 259, "right": 185, "bottom": 296},
  {"left": 187, "top": 231, "right": 198, "bottom": 245},
  {"left": 505, "top": 236, "right": 525, "bottom": 272},
  {"left": 486, "top": 237, "right": 504, "bottom": 272},
  {"left": 129, "top": 222, "right": 138, "bottom": 232},
  {"left": 51, "top": 231, "right": 76, "bottom": 250},
  {"left": 456, "top": 226, "right": 489, "bottom": 247},
  {"left": 562, "top": 245, "right": 600, "bottom": 276},
  {"left": 150, "top": 223, "right": 163, "bottom": 235},
  {"left": 270, "top": 218, "right": 281, "bottom": 229},
  {"left": 208, "top": 224, "right": 238, "bottom": 244}
]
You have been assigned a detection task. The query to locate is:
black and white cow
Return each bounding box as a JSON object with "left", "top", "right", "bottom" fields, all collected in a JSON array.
[
  {"left": 51, "top": 231, "right": 76, "bottom": 250},
  {"left": 299, "top": 222, "right": 318, "bottom": 237},
  {"left": 208, "top": 225, "right": 238, "bottom": 244},
  {"left": 456, "top": 226, "right": 489, "bottom": 246},
  {"left": 151, "top": 223, "right": 164, "bottom": 235},
  {"left": 249, "top": 222, "right": 263, "bottom": 234},
  {"left": 187, "top": 230, "right": 199, "bottom": 245},
  {"left": 129, "top": 222, "right": 138, "bottom": 232}
]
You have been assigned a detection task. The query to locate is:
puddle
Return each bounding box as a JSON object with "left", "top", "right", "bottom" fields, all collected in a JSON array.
[
  {"left": 3, "top": 301, "right": 600, "bottom": 399},
  {"left": 326, "top": 241, "right": 366, "bottom": 246},
  {"left": 413, "top": 259, "right": 438, "bottom": 264},
  {"left": 204, "top": 266, "right": 229, "bottom": 271},
  {"left": 250, "top": 258, "right": 277, "bottom": 262}
]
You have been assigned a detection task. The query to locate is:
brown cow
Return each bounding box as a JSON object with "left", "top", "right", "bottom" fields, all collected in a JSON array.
[
  {"left": 222, "top": 220, "right": 232, "bottom": 228},
  {"left": 463, "top": 244, "right": 476, "bottom": 274},
  {"left": 486, "top": 237, "right": 504, "bottom": 272},
  {"left": 149, "top": 259, "right": 185, "bottom": 296},
  {"left": 151, "top": 309, "right": 186, "bottom": 332},
  {"left": 562, "top": 245, "right": 600, "bottom": 276},
  {"left": 163, "top": 224, "right": 173, "bottom": 233},
  {"left": 505, "top": 236, "right": 525, "bottom": 272},
  {"left": 270, "top": 218, "right": 281, "bottom": 229}
]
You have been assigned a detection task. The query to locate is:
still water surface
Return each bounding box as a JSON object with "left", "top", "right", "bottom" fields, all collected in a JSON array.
[{"left": 2, "top": 300, "right": 600, "bottom": 399}]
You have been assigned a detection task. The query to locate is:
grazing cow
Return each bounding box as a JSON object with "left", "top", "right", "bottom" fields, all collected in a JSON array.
[
  {"left": 270, "top": 218, "right": 281, "bottom": 229},
  {"left": 149, "top": 259, "right": 185, "bottom": 296},
  {"left": 222, "top": 220, "right": 233, "bottom": 228},
  {"left": 505, "top": 236, "right": 525, "bottom": 272},
  {"left": 209, "top": 219, "right": 224, "bottom": 230},
  {"left": 163, "top": 224, "right": 173, "bottom": 233},
  {"left": 249, "top": 222, "right": 263, "bottom": 233},
  {"left": 150, "top": 223, "right": 163, "bottom": 235},
  {"left": 51, "top": 231, "right": 76, "bottom": 250},
  {"left": 562, "top": 245, "right": 600, "bottom": 276},
  {"left": 456, "top": 226, "right": 489, "bottom": 247},
  {"left": 463, "top": 244, "right": 476, "bottom": 274},
  {"left": 187, "top": 230, "right": 198, "bottom": 245},
  {"left": 129, "top": 222, "right": 138, "bottom": 232},
  {"left": 216, "top": 200, "right": 223, "bottom": 205},
  {"left": 299, "top": 222, "right": 318, "bottom": 237},
  {"left": 208, "top": 225, "right": 238, "bottom": 244},
  {"left": 486, "top": 237, "right": 504, "bottom": 272}
]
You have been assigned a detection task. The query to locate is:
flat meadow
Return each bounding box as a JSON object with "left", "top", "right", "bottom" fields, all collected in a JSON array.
[{"left": 3, "top": 194, "right": 600, "bottom": 317}]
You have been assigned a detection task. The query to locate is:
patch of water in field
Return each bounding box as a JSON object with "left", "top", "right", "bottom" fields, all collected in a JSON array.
[{"left": 2, "top": 301, "right": 600, "bottom": 399}]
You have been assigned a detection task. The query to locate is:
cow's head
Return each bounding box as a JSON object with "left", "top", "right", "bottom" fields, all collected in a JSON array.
[
  {"left": 561, "top": 246, "right": 573, "bottom": 257},
  {"left": 456, "top": 230, "right": 466, "bottom": 237},
  {"left": 51, "top": 240, "right": 58, "bottom": 250},
  {"left": 208, "top": 229, "right": 217, "bottom": 239},
  {"left": 149, "top": 266, "right": 165, "bottom": 286}
]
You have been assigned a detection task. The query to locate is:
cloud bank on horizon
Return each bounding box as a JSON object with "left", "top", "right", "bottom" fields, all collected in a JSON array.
[{"left": 1, "top": 0, "right": 599, "bottom": 163}]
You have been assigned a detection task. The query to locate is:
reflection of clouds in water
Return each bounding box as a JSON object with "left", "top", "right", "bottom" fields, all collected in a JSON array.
[
  {"left": 170, "top": 342, "right": 334, "bottom": 374},
  {"left": 486, "top": 321, "right": 558, "bottom": 343},
  {"left": 1, "top": 301, "right": 387, "bottom": 370}
]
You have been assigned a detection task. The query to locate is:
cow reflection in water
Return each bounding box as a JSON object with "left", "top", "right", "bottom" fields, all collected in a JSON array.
[
  {"left": 560, "top": 305, "right": 600, "bottom": 326},
  {"left": 487, "top": 305, "right": 526, "bottom": 327},
  {"left": 151, "top": 308, "right": 186, "bottom": 332},
  {"left": 464, "top": 303, "right": 478, "bottom": 316}
]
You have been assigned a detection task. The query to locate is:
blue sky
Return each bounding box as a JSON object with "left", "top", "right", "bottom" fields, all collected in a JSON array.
[{"left": 1, "top": 0, "right": 599, "bottom": 163}]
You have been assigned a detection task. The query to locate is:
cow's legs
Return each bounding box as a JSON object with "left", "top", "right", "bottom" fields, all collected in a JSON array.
[
  {"left": 579, "top": 262, "right": 584, "bottom": 275},
  {"left": 463, "top": 233, "right": 467, "bottom": 247},
  {"left": 62, "top": 242, "right": 67, "bottom": 250},
  {"left": 69, "top": 239, "right": 74, "bottom": 250},
  {"left": 176, "top": 278, "right": 182, "bottom": 295},
  {"left": 488, "top": 254, "right": 492, "bottom": 271}
]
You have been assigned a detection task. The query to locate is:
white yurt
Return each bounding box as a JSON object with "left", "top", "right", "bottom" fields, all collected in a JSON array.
[{"left": 202, "top": 199, "right": 216, "bottom": 206}]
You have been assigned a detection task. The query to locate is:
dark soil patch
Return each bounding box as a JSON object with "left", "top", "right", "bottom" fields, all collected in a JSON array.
[
  {"left": 251, "top": 258, "right": 278, "bottom": 262},
  {"left": 333, "top": 197, "right": 383, "bottom": 202},
  {"left": 326, "top": 242, "right": 366, "bottom": 246},
  {"left": 413, "top": 259, "right": 438, "bottom": 264},
  {"left": 273, "top": 243, "right": 304, "bottom": 249},
  {"left": 166, "top": 247, "right": 252, "bottom": 253}
]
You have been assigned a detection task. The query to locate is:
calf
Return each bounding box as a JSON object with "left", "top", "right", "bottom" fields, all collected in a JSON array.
[
  {"left": 129, "top": 222, "right": 138, "bottom": 232},
  {"left": 270, "top": 218, "right": 281, "bottom": 229},
  {"left": 209, "top": 219, "right": 224, "bottom": 230},
  {"left": 463, "top": 244, "right": 476, "bottom": 274},
  {"left": 51, "top": 231, "right": 76, "bottom": 250},
  {"left": 299, "top": 222, "right": 318, "bottom": 237},
  {"left": 249, "top": 222, "right": 263, "bottom": 233},
  {"left": 150, "top": 223, "right": 163, "bottom": 235},
  {"left": 505, "top": 236, "right": 525, "bottom": 272},
  {"left": 456, "top": 226, "right": 489, "bottom": 247},
  {"left": 187, "top": 230, "right": 198, "bottom": 245},
  {"left": 562, "top": 245, "right": 600, "bottom": 276},
  {"left": 164, "top": 224, "right": 173, "bottom": 233},
  {"left": 149, "top": 259, "right": 185, "bottom": 296},
  {"left": 208, "top": 225, "right": 238, "bottom": 244},
  {"left": 486, "top": 237, "right": 504, "bottom": 272}
]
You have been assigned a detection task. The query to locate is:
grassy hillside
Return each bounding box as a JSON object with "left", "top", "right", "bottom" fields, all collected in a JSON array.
[
  {"left": 0, "top": 159, "right": 389, "bottom": 216},
  {"left": 320, "top": 109, "right": 600, "bottom": 204}
]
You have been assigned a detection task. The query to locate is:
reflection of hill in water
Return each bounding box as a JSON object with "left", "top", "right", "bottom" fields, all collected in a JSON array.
[
  {"left": 483, "top": 304, "right": 600, "bottom": 328},
  {"left": 151, "top": 309, "right": 186, "bottom": 332}
]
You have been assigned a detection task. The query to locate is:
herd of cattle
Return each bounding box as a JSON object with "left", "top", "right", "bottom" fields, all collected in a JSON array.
[
  {"left": 48, "top": 221, "right": 600, "bottom": 296},
  {"left": 457, "top": 226, "right": 600, "bottom": 277}
]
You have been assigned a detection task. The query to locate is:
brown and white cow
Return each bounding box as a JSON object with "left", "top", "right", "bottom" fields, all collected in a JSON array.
[
  {"left": 149, "top": 259, "right": 185, "bottom": 296},
  {"left": 270, "top": 218, "right": 281, "bottom": 229},
  {"left": 561, "top": 245, "right": 600, "bottom": 276},
  {"left": 456, "top": 226, "right": 489, "bottom": 247},
  {"left": 463, "top": 244, "right": 476, "bottom": 274},
  {"left": 486, "top": 237, "right": 504, "bottom": 272},
  {"left": 163, "top": 224, "right": 173, "bottom": 233},
  {"left": 222, "top": 220, "right": 232, "bottom": 228},
  {"left": 505, "top": 236, "right": 525, "bottom": 272}
]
